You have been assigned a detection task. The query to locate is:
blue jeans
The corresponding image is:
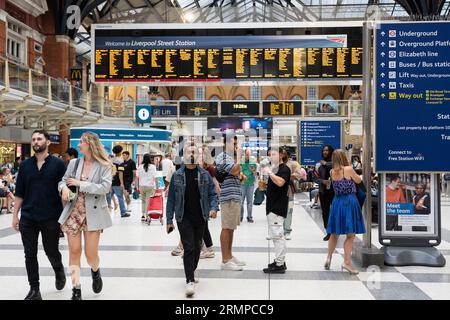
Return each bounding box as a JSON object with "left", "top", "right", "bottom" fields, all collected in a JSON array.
[
  {"left": 241, "top": 184, "right": 255, "bottom": 220},
  {"left": 111, "top": 186, "right": 127, "bottom": 215}
]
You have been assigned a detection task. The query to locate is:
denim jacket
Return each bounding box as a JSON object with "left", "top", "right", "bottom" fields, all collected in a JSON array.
[{"left": 166, "top": 165, "right": 219, "bottom": 225}]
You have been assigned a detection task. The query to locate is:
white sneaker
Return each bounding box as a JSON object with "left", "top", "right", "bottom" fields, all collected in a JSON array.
[
  {"left": 194, "top": 270, "right": 199, "bottom": 283},
  {"left": 200, "top": 247, "right": 215, "bottom": 259},
  {"left": 221, "top": 260, "right": 243, "bottom": 271},
  {"left": 285, "top": 234, "right": 292, "bottom": 240},
  {"left": 266, "top": 236, "right": 272, "bottom": 240},
  {"left": 185, "top": 282, "right": 195, "bottom": 297},
  {"left": 231, "top": 256, "right": 246, "bottom": 266}
]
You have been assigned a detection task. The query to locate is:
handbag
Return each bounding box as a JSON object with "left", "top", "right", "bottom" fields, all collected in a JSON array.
[
  {"left": 132, "top": 186, "right": 140, "bottom": 200},
  {"left": 68, "top": 158, "right": 81, "bottom": 201},
  {"left": 253, "top": 188, "right": 265, "bottom": 206},
  {"left": 355, "top": 181, "right": 367, "bottom": 209}
]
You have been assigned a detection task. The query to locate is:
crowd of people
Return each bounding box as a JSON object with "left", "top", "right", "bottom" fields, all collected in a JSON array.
[{"left": 4, "top": 129, "right": 450, "bottom": 300}]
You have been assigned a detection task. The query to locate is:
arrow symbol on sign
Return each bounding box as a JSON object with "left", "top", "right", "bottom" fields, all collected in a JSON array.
[
  {"left": 381, "top": 73, "right": 385, "bottom": 78},
  {"left": 381, "top": 52, "right": 386, "bottom": 57},
  {"left": 381, "top": 42, "right": 386, "bottom": 47},
  {"left": 381, "top": 31, "right": 386, "bottom": 36},
  {"left": 381, "top": 62, "right": 385, "bottom": 67},
  {"left": 381, "top": 93, "right": 386, "bottom": 98},
  {"left": 381, "top": 83, "right": 386, "bottom": 88}
]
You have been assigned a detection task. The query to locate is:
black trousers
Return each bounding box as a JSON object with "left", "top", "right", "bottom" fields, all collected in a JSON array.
[
  {"left": 203, "top": 221, "right": 213, "bottom": 248},
  {"left": 319, "top": 192, "right": 334, "bottom": 230},
  {"left": 19, "top": 217, "right": 64, "bottom": 289},
  {"left": 178, "top": 217, "right": 206, "bottom": 283}
]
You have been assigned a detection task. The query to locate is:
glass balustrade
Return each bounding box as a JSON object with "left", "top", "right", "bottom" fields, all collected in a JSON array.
[
  {"left": 8, "top": 61, "right": 29, "bottom": 92},
  {"left": 0, "top": 59, "right": 5, "bottom": 87},
  {"left": 31, "top": 70, "right": 48, "bottom": 98}
]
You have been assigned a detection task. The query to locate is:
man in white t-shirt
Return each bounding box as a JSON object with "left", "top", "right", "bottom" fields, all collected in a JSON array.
[{"left": 161, "top": 154, "right": 174, "bottom": 189}]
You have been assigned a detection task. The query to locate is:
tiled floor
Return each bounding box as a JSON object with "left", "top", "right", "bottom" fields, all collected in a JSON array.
[{"left": 0, "top": 194, "right": 449, "bottom": 300}]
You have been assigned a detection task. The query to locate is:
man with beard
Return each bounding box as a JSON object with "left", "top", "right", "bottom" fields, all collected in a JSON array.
[{"left": 12, "top": 130, "right": 67, "bottom": 300}]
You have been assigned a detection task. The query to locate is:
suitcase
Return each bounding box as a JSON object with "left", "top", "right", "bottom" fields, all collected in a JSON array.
[{"left": 146, "top": 190, "right": 164, "bottom": 225}]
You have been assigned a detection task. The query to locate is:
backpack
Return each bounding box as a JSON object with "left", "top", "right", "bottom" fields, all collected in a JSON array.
[{"left": 214, "top": 166, "right": 228, "bottom": 184}]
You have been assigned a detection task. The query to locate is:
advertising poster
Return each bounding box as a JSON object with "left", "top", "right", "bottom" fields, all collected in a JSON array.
[
  {"left": 316, "top": 100, "right": 338, "bottom": 115},
  {"left": 382, "top": 173, "right": 437, "bottom": 236}
]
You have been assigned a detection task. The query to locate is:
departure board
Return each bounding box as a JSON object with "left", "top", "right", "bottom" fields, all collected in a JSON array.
[
  {"left": 321, "top": 48, "right": 336, "bottom": 78},
  {"left": 222, "top": 48, "right": 235, "bottom": 79},
  {"left": 193, "top": 49, "right": 207, "bottom": 79},
  {"left": 165, "top": 49, "right": 179, "bottom": 79},
  {"left": 179, "top": 102, "right": 218, "bottom": 117},
  {"left": 109, "top": 49, "right": 123, "bottom": 79},
  {"left": 307, "top": 48, "right": 322, "bottom": 78},
  {"left": 351, "top": 47, "right": 363, "bottom": 77},
  {"left": 179, "top": 49, "right": 193, "bottom": 78},
  {"left": 221, "top": 101, "right": 260, "bottom": 116},
  {"left": 94, "top": 47, "right": 363, "bottom": 81},
  {"left": 336, "top": 48, "right": 350, "bottom": 78},
  {"left": 264, "top": 49, "right": 278, "bottom": 78},
  {"left": 293, "top": 48, "right": 307, "bottom": 78},
  {"left": 207, "top": 49, "right": 221, "bottom": 79},
  {"left": 150, "top": 49, "right": 164, "bottom": 79},
  {"left": 250, "top": 49, "right": 264, "bottom": 78},
  {"left": 95, "top": 49, "right": 108, "bottom": 79},
  {"left": 136, "top": 49, "right": 151, "bottom": 79},
  {"left": 278, "top": 48, "right": 293, "bottom": 78},
  {"left": 263, "top": 101, "right": 302, "bottom": 116},
  {"left": 123, "top": 49, "right": 136, "bottom": 79},
  {"left": 235, "top": 48, "right": 250, "bottom": 78}
]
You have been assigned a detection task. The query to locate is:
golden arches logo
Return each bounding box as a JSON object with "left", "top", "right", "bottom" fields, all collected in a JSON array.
[{"left": 71, "top": 69, "right": 82, "bottom": 80}]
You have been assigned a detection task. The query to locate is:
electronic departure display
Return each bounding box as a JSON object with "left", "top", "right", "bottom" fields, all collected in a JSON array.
[
  {"left": 179, "top": 102, "right": 218, "bottom": 117},
  {"left": 221, "top": 101, "right": 260, "bottom": 116},
  {"left": 262, "top": 101, "right": 302, "bottom": 116},
  {"left": 93, "top": 31, "right": 362, "bottom": 81}
]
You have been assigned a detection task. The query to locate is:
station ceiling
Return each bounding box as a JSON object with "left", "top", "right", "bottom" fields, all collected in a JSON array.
[{"left": 58, "top": 0, "right": 449, "bottom": 58}]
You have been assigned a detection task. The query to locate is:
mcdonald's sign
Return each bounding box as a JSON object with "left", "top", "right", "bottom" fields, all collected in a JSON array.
[{"left": 70, "top": 68, "right": 82, "bottom": 81}]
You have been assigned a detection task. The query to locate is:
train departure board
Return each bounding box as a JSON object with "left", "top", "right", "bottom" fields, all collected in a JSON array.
[
  {"left": 307, "top": 48, "right": 322, "bottom": 78},
  {"left": 93, "top": 31, "right": 362, "bottom": 81},
  {"left": 179, "top": 102, "right": 218, "bottom": 117},
  {"left": 221, "top": 101, "right": 260, "bottom": 116},
  {"left": 263, "top": 101, "right": 302, "bottom": 116}
]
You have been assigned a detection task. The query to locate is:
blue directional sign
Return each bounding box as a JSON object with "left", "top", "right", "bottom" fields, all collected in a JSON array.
[
  {"left": 136, "top": 105, "right": 152, "bottom": 123},
  {"left": 375, "top": 22, "right": 450, "bottom": 172},
  {"left": 299, "top": 120, "right": 342, "bottom": 166}
]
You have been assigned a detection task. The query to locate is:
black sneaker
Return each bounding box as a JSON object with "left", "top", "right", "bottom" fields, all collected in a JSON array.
[
  {"left": 121, "top": 213, "right": 131, "bottom": 218},
  {"left": 247, "top": 218, "right": 254, "bottom": 223},
  {"left": 24, "top": 289, "right": 42, "bottom": 300},
  {"left": 71, "top": 287, "right": 82, "bottom": 300},
  {"left": 55, "top": 268, "right": 66, "bottom": 290},
  {"left": 267, "top": 261, "right": 287, "bottom": 270},
  {"left": 263, "top": 265, "right": 286, "bottom": 273}
]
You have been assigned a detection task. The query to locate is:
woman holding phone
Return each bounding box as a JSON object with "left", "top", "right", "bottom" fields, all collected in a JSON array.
[{"left": 59, "top": 132, "right": 113, "bottom": 300}]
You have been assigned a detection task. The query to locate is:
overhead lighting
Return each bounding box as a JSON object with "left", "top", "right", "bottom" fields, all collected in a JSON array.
[{"left": 184, "top": 12, "right": 195, "bottom": 23}]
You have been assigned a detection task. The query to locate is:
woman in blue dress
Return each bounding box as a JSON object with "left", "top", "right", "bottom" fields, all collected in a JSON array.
[{"left": 324, "top": 149, "right": 366, "bottom": 275}]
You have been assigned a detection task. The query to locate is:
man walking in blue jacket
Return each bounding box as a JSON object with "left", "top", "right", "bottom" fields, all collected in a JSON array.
[{"left": 166, "top": 143, "right": 218, "bottom": 297}]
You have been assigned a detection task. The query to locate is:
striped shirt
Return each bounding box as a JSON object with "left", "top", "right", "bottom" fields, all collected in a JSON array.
[{"left": 215, "top": 152, "right": 242, "bottom": 203}]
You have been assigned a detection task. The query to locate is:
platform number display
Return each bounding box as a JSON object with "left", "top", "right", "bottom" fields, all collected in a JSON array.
[{"left": 136, "top": 105, "right": 152, "bottom": 123}]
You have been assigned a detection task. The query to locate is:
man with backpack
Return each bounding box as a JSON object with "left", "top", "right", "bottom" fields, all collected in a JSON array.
[{"left": 110, "top": 145, "right": 129, "bottom": 218}]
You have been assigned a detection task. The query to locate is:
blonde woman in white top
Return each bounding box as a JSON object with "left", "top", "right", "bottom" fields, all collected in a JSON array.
[{"left": 137, "top": 153, "right": 159, "bottom": 221}]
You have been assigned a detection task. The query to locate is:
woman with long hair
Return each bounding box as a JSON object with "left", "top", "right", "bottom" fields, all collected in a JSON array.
[
  {"left": 59, "top": 132, "right": 113, "bottom": 300},
  {"left": 324, "top": 149, "right": 366, "bottom": 275},
  {"left": 315, "top": 145, "right": 335, "bottom": 241},
  {"left": 136, "top": 153, "right": 159, "bottom": 222}
]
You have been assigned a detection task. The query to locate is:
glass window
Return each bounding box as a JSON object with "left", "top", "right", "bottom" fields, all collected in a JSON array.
[
  {"left": 209, "top": 95, "right": 220, "bottom": 101},
  {"left": 291, "top": 95, "right": 302, "bottom": 100},
  {"left": 265, "top": 95, "right": 277, "bottom": 100},
  {"left": 195, "top": 86, "right": 205, "bottom": 100},
  {"left": 179, "top": 95, "right": 189, "bottom": 101},
  {"left": 234, "top": 95, "right": 245, "bottom": 100},
  {"left": 251, "top": 86, "right": 261, "bottom": 100},
  {"left": 307, "top": 86, "right": 318, "bottom": 100}
]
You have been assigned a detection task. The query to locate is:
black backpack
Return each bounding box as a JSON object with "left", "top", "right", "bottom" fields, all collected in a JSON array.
[{"left": 214, "top": 153, "right": 229, "bottom": 184}]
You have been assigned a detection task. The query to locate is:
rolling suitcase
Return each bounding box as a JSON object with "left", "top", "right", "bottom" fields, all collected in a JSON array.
[{"left": 146, "top": 189, "right": 164, "bottom": 225}]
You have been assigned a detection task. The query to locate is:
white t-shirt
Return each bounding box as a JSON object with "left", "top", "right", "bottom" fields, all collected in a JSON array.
[
  {"left": 137, "top": 164, "right": 157, "bottom": 188},
  {"left": 161, "top": 158, "right": 174, "bottom": 176}
]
